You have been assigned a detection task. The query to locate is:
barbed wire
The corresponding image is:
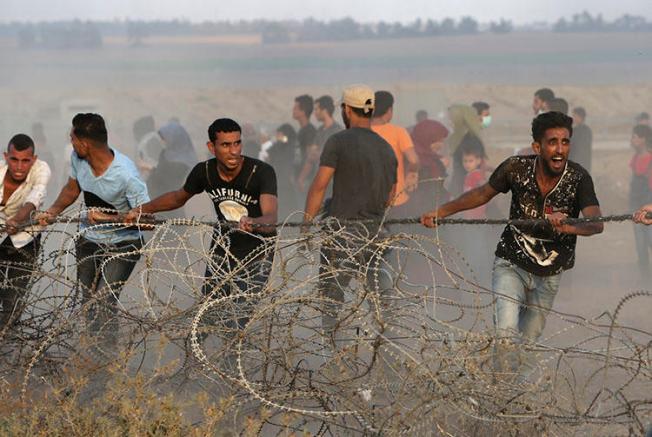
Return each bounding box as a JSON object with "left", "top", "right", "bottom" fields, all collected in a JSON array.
[{"left": 0, "top": 208, "right": 648, "bottom": 435}]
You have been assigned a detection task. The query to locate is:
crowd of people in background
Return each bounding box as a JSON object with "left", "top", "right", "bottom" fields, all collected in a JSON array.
[{"left": 1, "top": 85, "right": 650, "bottom": 365}]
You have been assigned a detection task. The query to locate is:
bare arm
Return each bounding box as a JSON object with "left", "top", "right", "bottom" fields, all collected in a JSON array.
[
  {"left": 548, "top": 205, "right": 604, "bottom": 236},
  {"left": 47, "top": 177, "right": 81, "bottom": 216},
  {"left": 139, "top": 189, "right": 193, "bottom": 214},
  {"left": 404, "top": 147, "right": 420, "bottom": 192},
  {"left": 421, "top": 183, "right": 499, "bottom": 227},
  {"left": 240, "top": 193, "right": 278, "bottom": 234},
  {"left": 5, "top": 203, "right": 36, "bottom": 234},
  {"left": 304, "top": 166, "right": 335, "bottom": 222}
]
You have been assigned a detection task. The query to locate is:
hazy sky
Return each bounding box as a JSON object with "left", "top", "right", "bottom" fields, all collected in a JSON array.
[{"left": 4, "top": 0, "right": 652, "bottom": 23}]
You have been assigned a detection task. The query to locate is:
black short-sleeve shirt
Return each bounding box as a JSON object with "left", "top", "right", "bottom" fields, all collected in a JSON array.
[
  {"left": 184, "top": 156, "right": 277, "bottom": 261},
  {"left": 320, "top": 127, "right": 397, "bottom": 222},
  {"left": 488, "top": 155, "right": 599, "bottom": 276}
]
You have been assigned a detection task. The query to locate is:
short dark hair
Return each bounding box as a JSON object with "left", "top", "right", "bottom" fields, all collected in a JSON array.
[
  {"left": 373, "top": 91, "right": 394, "bottom": 117},
  {"left": 294, "top": 95, "right": 314, "bottom": 118},
  {"left": 532, "top": 111, "right": 573, "bottom": 144},
  {"left": 208, "top": 118, "right": 241, "bottom": 143},
  {"left": 315, "top": 95, "right": 335, "bottom": 116},
  {"left": 472, "top": 101, "right": 490, "bottom": 115},
  {"left": 72, "top": 113, "right": 108, "bottom": 144},
  {"left": 548, "top": 98, "right": 569, "bottom": 115},
  {"left": 535, "top": 88, "right": 555, "bottom": 103},
  {"left": 636, "top": 111, "right": 650, "bottom": 122},
  {"left": 8, "top": 133, "right": 35, "bottom": 153},
  {"left": 460, "top": 133, "right": 486, "bottom": 159},
  {"left": 633, "top": 124, "right": 652, "bottom": 148},
  {"left": 572, "top": 107, "right": 586, "bottom": 119}
]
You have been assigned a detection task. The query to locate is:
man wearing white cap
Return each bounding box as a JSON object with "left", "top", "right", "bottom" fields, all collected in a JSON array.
[{"left": 304, "top": 84, "right": 398, "bottom": 337}]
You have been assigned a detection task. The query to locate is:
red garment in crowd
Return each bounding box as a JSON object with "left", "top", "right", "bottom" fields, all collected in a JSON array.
[
  {"left": 630, "top": 151, "right": 652, "bottom": 176},
  {"left": 411, "top": 119, "right": 449, "bottom": 179},
  {"left": 463, "top": 169, "right": 487, "bottom": 219}
]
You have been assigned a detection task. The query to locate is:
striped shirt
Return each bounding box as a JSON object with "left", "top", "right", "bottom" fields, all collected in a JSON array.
[{"left": 0, "top": 159, "right": 51, "bottom": 248}]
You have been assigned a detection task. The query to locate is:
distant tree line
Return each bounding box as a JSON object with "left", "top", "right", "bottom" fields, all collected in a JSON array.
[
  {"left": 0, "top": 11, "right": 650, "bottom": 49},
  {"left": 553, "top": 11, "right": 652, "bottom": 32},
  {"left": 14, "top": 21, "right": 102, "bottom": 49}
]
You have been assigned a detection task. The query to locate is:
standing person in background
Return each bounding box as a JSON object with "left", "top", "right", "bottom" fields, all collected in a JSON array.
[
  {"left": 549, "top": 98, "right": 569, "bottom": 115},
  {"left": 0, "top": 134, "right": 51, "bottom": 328},
  {"left": 371, "top": 91, "right": 419, "bottom": 217},
  {"left": 629, "top": 124, "right": 652, "bottom": 282},
  {"left": 267, "top": 124, "right": 298, "bottom": 220},
  {"left": 296, "top": 95, "right": 342, "bottom": 193},
  {"left": 408, "top": 109, "right": 429, "bottom": 134},
  {"left": 292, "top": 95, "right": 316, "bottom": 195},
  {"left": 241, "top": 123, "right": 261, "bottom": 159},
  {"left": 410, "top": 118, "right": 450, "bottom": 211},
  {"left": 532, "top": 88, "right": 555, "bottom": 115},
  {"left": 133, "top": 115, "right": 164, "bottom": 181},
  {"left": 147, "top": 121, "right": 197, "bottom": 199},
  {"left": 447, "top": 104, "right": 485, "bottom": 197},
  {"left": 570, "top": 107, "right": 593, "bottom": 173},
  {"left": 146, "top": 121, "right": 198, "bottom": 219},
  {"left": 472, "top": 101, "right": 492, "bottom": 129},
  {"left": 37, "top": 113, "right": 149, "bottom": 358}
]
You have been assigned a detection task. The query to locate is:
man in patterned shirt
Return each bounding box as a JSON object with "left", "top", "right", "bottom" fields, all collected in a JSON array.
[{"left": 421, "top": 112, "right": 603, "bottom": 371}]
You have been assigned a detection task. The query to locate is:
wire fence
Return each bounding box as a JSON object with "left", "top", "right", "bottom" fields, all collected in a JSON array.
[{"left": 0, "top": 208, "right": 649, "bottom": 435}]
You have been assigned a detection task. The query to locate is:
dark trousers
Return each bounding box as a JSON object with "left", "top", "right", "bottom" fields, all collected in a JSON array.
[
  {"left": 0, "top": 235, "right": 41, "bottom": 327},
  {"left": 201, "top": 251, "right": 273, "bottom": 331},
  {"left": 319, "top": 229, "right": 393, "bottom": 334},
  {"left": 75, "top": 237, "right": 142, "bottom": 351}
]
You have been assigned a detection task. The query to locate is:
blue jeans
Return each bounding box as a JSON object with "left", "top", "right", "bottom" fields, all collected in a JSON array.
[
  {"left": 491, "top": 257, "right": 561, "bottom": 343},
  {"left": 491, "top": 257, "right": 561, "bottom": 375}
]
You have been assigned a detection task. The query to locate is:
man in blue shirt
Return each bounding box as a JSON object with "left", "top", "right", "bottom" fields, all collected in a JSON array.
[{"left": 38, "top": 113, "right": 149, "bottom": 355}]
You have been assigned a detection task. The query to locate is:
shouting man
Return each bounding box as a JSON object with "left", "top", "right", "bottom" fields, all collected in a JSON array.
[{"left": 421, "top": 111, "right": 603, "bottom": 371}]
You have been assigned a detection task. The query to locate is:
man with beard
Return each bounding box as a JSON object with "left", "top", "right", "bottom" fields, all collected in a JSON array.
[
  {"left": 304, "top": 84, "right": 397, "bottom": 338},
  {"left": 421, "top": 112, "right": 603, "bottom": 372}
]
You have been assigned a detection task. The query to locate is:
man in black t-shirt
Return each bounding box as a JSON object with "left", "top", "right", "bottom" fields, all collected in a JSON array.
[
  {"left": 421, "top": 112, "right": 603, "bottom": 357},
  {"left": 126, "top": 118, "right": 278, "bottom": 330},
  {"left": 304, "top": 84, "right": 397, "bottom": 336}
]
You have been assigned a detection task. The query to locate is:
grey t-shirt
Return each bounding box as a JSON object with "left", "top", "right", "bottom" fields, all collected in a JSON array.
[
  {"left": 315, "top": 122, "right": 343, "bottom": 148},
  {"left": 320, "top": 127, "right": 397, "bottom": 220}
]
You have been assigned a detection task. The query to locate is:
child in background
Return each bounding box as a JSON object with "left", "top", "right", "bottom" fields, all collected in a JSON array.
[
  {"left": 457, "top": 140, "right": 493, "bottom": 285},
  {"left": 462, "top": 144, "right": 487, "bottom": 220}
]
